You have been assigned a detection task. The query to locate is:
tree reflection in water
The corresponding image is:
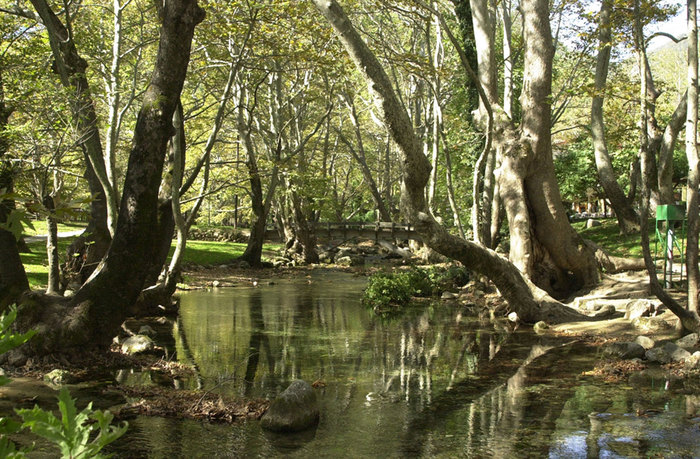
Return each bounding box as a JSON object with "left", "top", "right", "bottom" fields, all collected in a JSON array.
[{"left": 166, "top": 272, "right": 700, "bottom": 457}]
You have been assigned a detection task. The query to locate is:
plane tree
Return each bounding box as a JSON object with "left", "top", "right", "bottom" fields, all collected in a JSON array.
[{"left": 4, "top": 0, "right": 205, "bottom": 359}]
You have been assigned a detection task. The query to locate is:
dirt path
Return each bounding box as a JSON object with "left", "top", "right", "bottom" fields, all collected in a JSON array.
[{"left": 24, "top": 230, "right": 84, "bottom": 244}]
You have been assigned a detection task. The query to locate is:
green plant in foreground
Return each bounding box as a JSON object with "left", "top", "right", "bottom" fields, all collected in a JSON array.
[
  {"left": 0, "top": 306, "right": 127, "bottom": 458},
  {"left": 0, "top": 307, "right": 36, "bottom": 457},
  {"left": 16, "top": 388, "right": 127, "bottom": 459}
]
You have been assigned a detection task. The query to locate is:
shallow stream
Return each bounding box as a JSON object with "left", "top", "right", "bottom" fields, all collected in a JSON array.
[{"left": 13, "top": 271, "right": 700, "bottom": 457}]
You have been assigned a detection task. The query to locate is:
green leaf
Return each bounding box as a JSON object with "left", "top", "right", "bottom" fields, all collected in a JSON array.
[
  {"left": 0, "top": 209, "right": 34, "bottom": 241},
  {"left": 0, "top": 307, "right": 36, "bottom": 356},
  {"left": 16, "top": 387, "right": 127, "bottom": 458}
]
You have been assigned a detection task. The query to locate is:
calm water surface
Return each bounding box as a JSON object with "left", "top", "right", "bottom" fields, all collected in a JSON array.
[{"left": 108, "top": 270, "right": 700, "bottom": 458}]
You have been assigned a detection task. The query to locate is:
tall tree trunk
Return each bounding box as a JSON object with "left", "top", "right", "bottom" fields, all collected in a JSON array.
[
  {"left": 591, "top": 0, "right": 640, "bottom": 235},
  {"left": 427, "top": 4, "right": 442, "bottom": 214},
  {"left": 312, "top": 0, "right": 594, "bottom": 322},
  {"left": 43, "top": 194, "right": 60, "bottom": 295},
  {"left": 500, "top": 0, "right": 513, "bottom": 117},
  {"left": 288, "top": 188, "right": 319, "bottom": 264},
  {"left": 382, "top": 133, "right": 392, "bottom": 215},
  {"left": 441, "top": 130, "right": 467, "bottom": 239},
  {"left": 480, "top": 147, "right": 496, "bottom": 247},
  {"left": 15, "top": 0, "right": 205, "bottom": 356},
  {"left": 468, "top": 0, "right": 498, "bottom": 245},
  {"left": 634, "top": 0, "right": 700, "bottom": 332},
  {"left": 491, "top": 0, "right": 512, "bottom": 249},
  {"left": 339, "top": 92, "right": 391, "bottom": 221},
  {"left": 28, "top": 0, "right": 113, "bottom": 284},
  {"left": 162, "top": 103, "right": 187, "bottom": 290},
  {"left": 0, "top": 69, "right": 29, "bottom": 307},
  {"left": 103, "top": 0, "right": 126, "bottom": 201},
  {"left": 435, "top": 0, "right": 598, "bottom": 295},
  {"left": 686, "top": 0, "right": 700, "bottom": 314},
  {"left": 507, "top": 0, "right": 598, "bottom": 295},
  {"left": 236, "top": 82, "right": 279, "bottom": 267}
]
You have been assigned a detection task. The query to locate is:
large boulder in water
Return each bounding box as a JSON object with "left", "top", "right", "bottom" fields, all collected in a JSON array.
[{"left": 261, "top": 380, "right": 319, "bottom": 432}]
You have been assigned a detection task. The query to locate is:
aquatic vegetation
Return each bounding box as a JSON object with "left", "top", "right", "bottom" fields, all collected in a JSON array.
[{"left": 362, "top": 265, "right": 470, "bottom": 313}]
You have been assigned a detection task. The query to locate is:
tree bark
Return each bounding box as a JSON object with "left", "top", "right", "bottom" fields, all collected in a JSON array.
[
  {"left": 0, "top": 69, "right": 29, "bottom": 307},
  {"left": 16, "top": 0, "right": 205, "bottom": 355},
  {"left": 43, "top": 194, "right": 60, "bottom": 295},
  {"left": 591, "top": 0, "right": 640, "bottom": 235},
  {"left": 686, "top": 0, "right": 700, "bottom": 314}
]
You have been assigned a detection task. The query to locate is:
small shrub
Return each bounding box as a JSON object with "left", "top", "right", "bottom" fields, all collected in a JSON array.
[
  {"left": 363, "top": 273, "right": 413, "bottom": 311},
  {"left": 363, "top": 265, "right": 470, "bottom": 313},
  {"left": 427, "top": 265, "right": 470, "bottom": 293},
  {"left": 400, "top": 269, "right": 433, "bottom": 297}
]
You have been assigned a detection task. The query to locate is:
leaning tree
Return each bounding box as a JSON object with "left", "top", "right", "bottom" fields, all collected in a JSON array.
[
  {"left": 311, "top": 0, "right": 600, "bottom": 323},
  {"left": 312, "top": 0, "right": 700, "bottom": 332}
]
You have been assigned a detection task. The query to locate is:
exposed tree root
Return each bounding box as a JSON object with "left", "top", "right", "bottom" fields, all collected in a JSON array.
[{"left": 585, "top": 240, "right": 647, "bottom": 273}]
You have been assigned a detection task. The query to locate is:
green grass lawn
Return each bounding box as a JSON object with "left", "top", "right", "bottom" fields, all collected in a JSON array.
[
  {"left": 571, "top": 218, "right": 655, "bottom": 259},
  {"left": 169, "top": 239, "right": 283, "bottom": 266},
  {"left": 21, "top": 235, "right": 284, "bottom": 289}
]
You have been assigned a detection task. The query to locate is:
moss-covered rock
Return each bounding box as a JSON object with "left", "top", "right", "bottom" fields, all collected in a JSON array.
[{"left": 260, "top": 380, "right": 319, "bottom": 432}]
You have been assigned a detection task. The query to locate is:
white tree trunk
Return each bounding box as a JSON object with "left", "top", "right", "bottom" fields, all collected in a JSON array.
[{"left": 686, "top": 0, "right": 700, "bottom": 313}]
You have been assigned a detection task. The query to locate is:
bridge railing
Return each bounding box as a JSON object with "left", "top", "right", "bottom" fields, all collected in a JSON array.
[{"left": 263, "top": 221, "right": 420, "bottom": 241}]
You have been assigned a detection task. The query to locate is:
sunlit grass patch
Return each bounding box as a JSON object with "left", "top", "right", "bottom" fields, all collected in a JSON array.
[
  {"left": 571, "top": 218, "right": 661, "bottom": 259},
  {"left": 19, "top": 229, "right": 283, "bottom": 289},
  {"left": 176, "top": 240, "right": 247, "bottom": 266},
  {"left": 21, "top": 240, "right": 73, "bottom": 289}
]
